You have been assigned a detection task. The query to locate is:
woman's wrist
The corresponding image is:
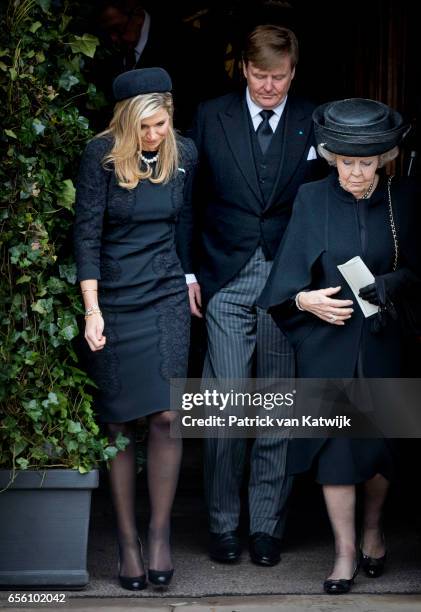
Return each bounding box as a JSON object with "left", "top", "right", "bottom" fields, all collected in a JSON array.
[
  {"left": 295, "top": 291, "right": 306, "bottom": 311},
  {"left": 84, "top": 305, "right": 102, "bottom": 319}
]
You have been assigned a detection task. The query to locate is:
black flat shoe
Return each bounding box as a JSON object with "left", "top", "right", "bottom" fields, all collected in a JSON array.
[
  {"left": 119, "top": 573, "right": 147, "bottom": 591},
  {"left": 209, "top": 531, "right": 242, "bottom": 563},
  {"left": 249, "top": 532, "right": 281, "bottom": 566},
  {"left": 323, "top": 563, "right": 359, "bottom": 595},
  {"left": 148, "top": 568, "right": 174, "bottom": 587},
  {"left": 360, "top": 549, "right": 387, "bottom": 578}
]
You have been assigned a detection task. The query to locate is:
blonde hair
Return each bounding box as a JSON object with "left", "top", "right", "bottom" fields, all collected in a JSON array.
[
  {"left": 99, "top": 92, "right": 179, "bottom": 189},
  {"left": 317, "top": 144, "right": 399, "bottom": 168}
]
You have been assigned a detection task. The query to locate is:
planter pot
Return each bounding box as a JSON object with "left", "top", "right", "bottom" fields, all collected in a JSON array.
[{"left": 0, "top": 469, "right": 99, "bottom": 588}]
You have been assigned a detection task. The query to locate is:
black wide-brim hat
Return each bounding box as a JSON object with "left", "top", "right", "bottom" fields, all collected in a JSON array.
[
  {"left": 313, "top": 98, "right": 410, "bottom": 156},
  {"left": 113, "top": 67, "right": 172, "bottom": 101}
]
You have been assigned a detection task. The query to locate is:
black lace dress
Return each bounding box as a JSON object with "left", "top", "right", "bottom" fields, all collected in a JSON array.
[{"left": 74, "top": 135, "right": 197, "bottom": 422}]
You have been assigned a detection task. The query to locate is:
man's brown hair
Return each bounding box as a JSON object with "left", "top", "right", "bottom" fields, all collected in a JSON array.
[{"left": 243, "top": 25, "right": 299, "bottom": 70}]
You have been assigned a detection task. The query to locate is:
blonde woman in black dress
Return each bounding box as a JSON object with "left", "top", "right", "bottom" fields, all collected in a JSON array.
[{"left": 74, "top": 68, "right": 200, "bottom": 590}]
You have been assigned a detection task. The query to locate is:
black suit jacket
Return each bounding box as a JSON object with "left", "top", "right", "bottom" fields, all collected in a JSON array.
[{"left": 188, "top": 90, "right": 325, "bottom": 304}]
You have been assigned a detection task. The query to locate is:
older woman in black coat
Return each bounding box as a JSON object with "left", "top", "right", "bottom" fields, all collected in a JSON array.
[{"left": 259, "top": 98, "right": 420, "bottom": 594}]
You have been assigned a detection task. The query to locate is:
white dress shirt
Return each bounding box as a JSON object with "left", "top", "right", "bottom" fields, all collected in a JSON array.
[
  {"left": 134, "top": 11, "right": 151, "bottom": 63},
  {"left": 246, "top": 88, "right": 288, "bottom": 132}
]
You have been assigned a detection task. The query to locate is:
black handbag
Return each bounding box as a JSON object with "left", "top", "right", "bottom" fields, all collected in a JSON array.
[{"left": 387, "top": 176, "right": 421, "bottom": 338}]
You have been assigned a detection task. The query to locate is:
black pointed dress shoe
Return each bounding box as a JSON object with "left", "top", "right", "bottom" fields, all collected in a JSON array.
[
  {"left": 249, "top": 532, "right": 281, "bottom": 566},
  {"left": 118, "top": 537, "right": 147, "bottom": 590},
  {"left": 360, "top": 548, "right": 387, "bottom": 578},
  {"left": 148, "top": 568, "right": 174, "bottom": 587},
  {"left": 323, "top": 563, "right": 359, "bottom": 595},
  {"left": 209, "top": 531, "right": 242, "bottom": 563},
  {"left": 119, "top": 573, "right": 147, "bottom": 591}
]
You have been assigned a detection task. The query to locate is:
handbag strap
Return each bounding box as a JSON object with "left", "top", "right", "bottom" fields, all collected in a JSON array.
[{"left": 387, "top": 175, "right": 399, "bottom": 272}]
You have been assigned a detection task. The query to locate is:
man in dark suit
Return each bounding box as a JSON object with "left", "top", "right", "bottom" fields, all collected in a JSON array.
[
  {"left": 188, "top": 25, "right": 323, "bottom": 566},
  {"left": 95, "top": 0, "right": 220, "bottom": 130}
]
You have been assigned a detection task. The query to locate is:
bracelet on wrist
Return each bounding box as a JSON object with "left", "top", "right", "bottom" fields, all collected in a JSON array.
[
  {"left": 82, "top": 289, "right": 98, "bottom": 294},
  {"left": 84, "top": 305, "right": 102, "bottom": 319},
  {"left": 295, "top": 292, "right": 306, "bottom": 311}
]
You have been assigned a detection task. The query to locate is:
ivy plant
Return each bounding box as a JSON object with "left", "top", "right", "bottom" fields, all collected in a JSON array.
[{"left": 0, "top": 0, "right": 127, "bottom": 475}]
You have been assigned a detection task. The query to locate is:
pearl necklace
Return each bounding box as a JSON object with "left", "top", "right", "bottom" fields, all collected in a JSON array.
[{"left": 139, "top": 152, "right": 159, "bottom": 165}]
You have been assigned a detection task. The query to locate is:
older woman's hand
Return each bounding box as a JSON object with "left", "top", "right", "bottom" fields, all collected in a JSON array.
[
  {"left": 297, "top": 286, "right": 353, "bottom": 325},
  {"left": 85, "top": 314, "right": 106, "bottom": 351}
]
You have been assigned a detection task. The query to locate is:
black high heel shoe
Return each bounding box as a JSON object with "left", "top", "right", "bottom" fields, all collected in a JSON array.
[
  {"left": 118, "top": 538, "right": 147, "bottom": 591},
  {"left": 360, "top": 548, "right": 387, "bottom": 578},
  {"left": 148, "top": 568, "right": 174, "bottom": 587},
  {"left": 323, "top": 561, "right": 359, "bottom": 595}
]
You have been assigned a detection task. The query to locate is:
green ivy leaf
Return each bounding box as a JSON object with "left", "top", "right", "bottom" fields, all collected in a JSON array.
[
  {"left": 16, "top": 458, "right": 29, "bottom": 470},
  {"left": 29, "top": 22, "right": 42, "bottom": 33},
  {"left": 66, "top": 440, "right": 78, "bottom": 452},
  {"left": 5, "top": 129, "right": 17, "bottom": 139},
  {"left": 59, "top": 263, "right": 77, "bottom": 284},
  {"left": 57, "top": 178, "right": 76, "bottom": 208},
  {"left": 37, "top": 0, "right": 52, "bottom": 13},
  {"left": 58, "top": 70, "right": 79, "bottom": 91},
  {"left": 59, "top": 323, "right": 78, "bottom": 341},
  {"left": 32, "top": 118, "right": 46, "bottom": 136},
  {"left": 31, "top": 298, "right": 54, "bottom": 315},
  {"left": 16, "top": 275, "right": 31, "bottom": 284},
  {"left": 69, "top": 34, "right": 99, "bottom": 58},
  {"left": 47, "top": 277, "right": 66, "bottom": 294},
  {"left": 42, "top": 392, "right": 59, "bottom": 408},
  {"left": 60, "top": 15, "right": 72, "bottom": 32},
  {"left": 68, "top": 421, "right": 82, "bottom": 434},
  {"left": 104, "top": 445, "right": 119, "bottom": 459},
  {"left": 14, "top": 439, "right": 28, "bottom": 456}
]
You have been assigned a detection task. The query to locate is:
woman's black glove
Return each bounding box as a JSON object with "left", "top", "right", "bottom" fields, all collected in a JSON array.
[
  {"left": 359, "top": 275, "right": 398, "bottom": 333},
  {"left": 359, "top": 272, "right": 403, "bottom": 306}
]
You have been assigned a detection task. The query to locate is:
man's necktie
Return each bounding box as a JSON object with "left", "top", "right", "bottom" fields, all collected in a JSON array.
[{"left": 256, "top": 110, "right": 274, "bottom": 154}]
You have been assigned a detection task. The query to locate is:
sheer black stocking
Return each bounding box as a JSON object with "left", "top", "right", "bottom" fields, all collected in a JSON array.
[
  {"left": 147, "top": 411, "right": 182, "bottom": 571},
  {"left": 362, "top": 473, "right": 388, "bottom": 558},
  {"left": 107, "top": 421, "right": 145, "bottom": 578}
]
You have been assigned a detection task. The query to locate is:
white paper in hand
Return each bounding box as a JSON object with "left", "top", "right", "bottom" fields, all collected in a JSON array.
[{"left": 337, "top": 256, "right": 379, "bottom": 318}]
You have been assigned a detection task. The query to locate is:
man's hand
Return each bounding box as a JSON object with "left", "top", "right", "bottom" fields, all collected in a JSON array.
[
  {"left": 298, "top": 286, "right": 353, "bottom": 325},
  {"left": 188, "top": 282, "right": 202, "bottom": 318}
]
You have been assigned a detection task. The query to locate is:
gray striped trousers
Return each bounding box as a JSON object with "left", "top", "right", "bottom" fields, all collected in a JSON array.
[{"left": 202, "top": 247, "right": 294, "bottom": 537}]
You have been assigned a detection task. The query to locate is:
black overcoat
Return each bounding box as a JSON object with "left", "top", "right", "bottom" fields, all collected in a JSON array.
[
  {"left": 259, "top": 171, "right": 421, "bottom": 377},
  {"left": 258, "top": 172, "right": 421, "bottom": 473}
]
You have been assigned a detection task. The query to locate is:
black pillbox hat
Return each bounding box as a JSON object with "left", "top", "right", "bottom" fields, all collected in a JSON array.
[{"left": 113, "top": 67, "right": 172, "bottom": 101}]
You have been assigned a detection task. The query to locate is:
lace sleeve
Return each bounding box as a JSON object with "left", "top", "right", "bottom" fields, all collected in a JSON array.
[
  {"left": 74, "top": 136, "right": 112, "bottom": 281},
  {"left": 176, "top": 137, "right": 198, "bottom": 274}
]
